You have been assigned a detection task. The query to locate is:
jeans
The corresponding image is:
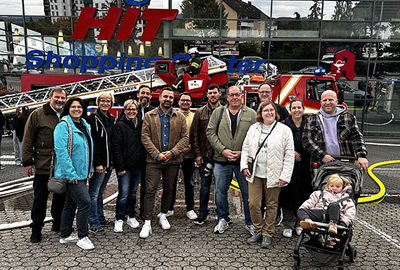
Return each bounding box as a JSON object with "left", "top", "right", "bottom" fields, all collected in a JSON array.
[
  {"left": 170, "top": 158, "right": 195, "bottom": 211},
  {"left": 143, "top": 163, "right": 179, "bottom": 220},
  {"left": 88, "top": 167, "right": 112, "bottom": 228},
  {"left": 12, "top": 131, "right": 21, "bottom": 162},
  {"left": 198, "top": 157, "right": 213, "bottom": 216},
  {"left": 115, "top": 168, "right": 142, "bottom": 220},
  {"left": 213, "top": 163, "right": 251, "bottom": 225},
  {"left": 60, "top": 180, "right": 91, "bottom": 239},
  {"left": 31, "top": 174, "right": 65, "bottom": 230}
]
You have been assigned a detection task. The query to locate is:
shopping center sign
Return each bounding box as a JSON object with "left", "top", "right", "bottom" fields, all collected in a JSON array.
[{"left": 25, "top": 0, "right": 270, "bottom": 74}]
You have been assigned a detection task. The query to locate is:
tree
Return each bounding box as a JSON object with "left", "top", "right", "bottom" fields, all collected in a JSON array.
[
  {"left": 308, "top": 0, "right": 321, "bottom": 20},
  {"left": 180, "top": 0, "right": 227, "bottom": 38},
  {"left": 332, "top": 0, "right": 353, "bottom": 21}
]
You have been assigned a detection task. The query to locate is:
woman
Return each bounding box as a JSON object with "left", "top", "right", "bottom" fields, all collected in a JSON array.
[
  {"left": 12, "top": 107, "right": 22, "bottom": 165},
  {"left": 87, "top": 93, "right": 115, "bottom": 235},
  {"left": 241, "top": 100, "right": 294, "bottom": 249},
  {"left": 54, "top": 97, "right": 94, "bottom": 250},
  {"left": 280, "top": 98, "right": 312, "bottom": 238},
  {"left": 112, "top": 99, "right": 145, "bottom": 233},
  {"left": 16, "top": 106, "right": 30, "bottom": 162}
]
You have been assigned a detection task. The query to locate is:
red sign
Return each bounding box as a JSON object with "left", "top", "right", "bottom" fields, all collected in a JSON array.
[
  {"left": 330, "top": 49, "right": 357, "bottom": 80},
  {"left": 71, "top": 8, "right": 178, "bottom": 42}
]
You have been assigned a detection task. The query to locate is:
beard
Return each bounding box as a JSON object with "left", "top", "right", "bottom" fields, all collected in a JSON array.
[{"left": 161, "top": 101, "right": 171, "bottom": 109}]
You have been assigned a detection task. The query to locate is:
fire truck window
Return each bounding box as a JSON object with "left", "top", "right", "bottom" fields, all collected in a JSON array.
[{"left": 306, "top": 81, "right": 319, "bottom": 101}]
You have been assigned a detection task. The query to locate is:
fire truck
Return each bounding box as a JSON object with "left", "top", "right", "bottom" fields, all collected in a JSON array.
[
  {"left": 239, "top": 70, "right": 344, "bottom": 113},
  {"left": 0, "top": 55, "right": 228, "bottom": 115}
]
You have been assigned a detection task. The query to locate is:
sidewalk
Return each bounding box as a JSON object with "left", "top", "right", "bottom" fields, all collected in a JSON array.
[{"left": 1, "top": 136, "right": 399, "bottom": 269}]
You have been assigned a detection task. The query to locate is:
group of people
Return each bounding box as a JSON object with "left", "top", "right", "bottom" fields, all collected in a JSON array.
[{"left": 19, "top": 79, "right": 367, "bottom": 251}]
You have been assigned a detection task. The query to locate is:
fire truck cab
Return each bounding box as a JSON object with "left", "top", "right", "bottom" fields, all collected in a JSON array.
[{"left": 240, "top": 72, "right": 344, "bottom": 114}]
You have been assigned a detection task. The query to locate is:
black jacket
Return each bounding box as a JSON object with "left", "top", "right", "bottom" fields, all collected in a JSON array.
[
  {"left": 112, "top": 116, "right": 145, "bottom": 172},
  {"left": 0, "top": 110, "right": 5, "bottom": 135},
  {"left": 280, "top": 115, "right": 312, "bottom": 210},
  {"left": 87, "top": 110, "right": 115, "bottom": 168},
  {"left": 137, "top": 104, "right": 155, "bottom": 121}
]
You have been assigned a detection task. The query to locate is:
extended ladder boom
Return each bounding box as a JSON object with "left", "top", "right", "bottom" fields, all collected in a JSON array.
[{"left": 0, "top": 56, "right": 226, "bottom": 115}]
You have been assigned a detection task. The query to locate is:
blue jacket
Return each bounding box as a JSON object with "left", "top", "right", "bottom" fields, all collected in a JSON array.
[{"left": 54, "top": 115, "right": 94, "bottom": 181}]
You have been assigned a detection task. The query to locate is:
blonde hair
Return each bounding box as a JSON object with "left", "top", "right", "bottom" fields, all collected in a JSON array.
[
  {"left": 327, "top": 173, "right": 350, "bottom": 188},
  {"left": 96, "top": 92, "right": 114, "bottom": 106}
]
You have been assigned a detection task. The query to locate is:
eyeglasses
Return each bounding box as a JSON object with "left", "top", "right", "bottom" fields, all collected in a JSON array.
[
  {"left": 180, "top": 99, "right": 192, "bottom": 103},
  {"left": 125, "top": 108, "right": 137, "bottom": 112},
  {"left": 100, "top": 100, "right": 112, "bottom": 104},
  {"left": 228, "top": 93, "right": 242, "bottom": 98},
  {"left": 259, "top": 91, "right": 272, "bottom": 94}
]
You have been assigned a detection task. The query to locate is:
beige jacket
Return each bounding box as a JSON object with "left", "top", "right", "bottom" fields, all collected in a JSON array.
[{"left": 142, "top": 107, "right": 189, "bottom": 164}]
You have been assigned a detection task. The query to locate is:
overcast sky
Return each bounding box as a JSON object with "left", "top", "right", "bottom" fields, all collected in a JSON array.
[{"left": 0, "top": 0, "right": 337, "bottom": 19}]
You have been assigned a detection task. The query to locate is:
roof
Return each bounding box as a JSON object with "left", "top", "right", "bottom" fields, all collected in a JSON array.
[{"left": 224, "top": 0, "right": 268, "bottom": 20}]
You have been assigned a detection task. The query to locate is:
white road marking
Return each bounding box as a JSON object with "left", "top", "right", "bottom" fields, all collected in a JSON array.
[{"left": 356, "top": 217, "right": 400, "bottom": 249}]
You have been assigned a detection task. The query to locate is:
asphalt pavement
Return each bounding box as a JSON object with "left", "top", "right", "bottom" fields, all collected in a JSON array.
[{"left": 0, "top": 135, "right": 399, "bottom": 269}]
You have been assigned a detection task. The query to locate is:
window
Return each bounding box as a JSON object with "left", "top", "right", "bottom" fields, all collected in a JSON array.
[{"left": 306, "top": 79, "right": 335, "bottom": 102}]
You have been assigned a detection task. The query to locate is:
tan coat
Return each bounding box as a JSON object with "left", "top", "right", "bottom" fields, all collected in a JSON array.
[{"left": 142, "top": 107, "right": 189, "bottom": 164}]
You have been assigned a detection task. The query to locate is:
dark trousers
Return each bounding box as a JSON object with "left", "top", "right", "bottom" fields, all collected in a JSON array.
[
  {"left": 31, "top": 174, "right": 66, "bottom": 230},
  {"left": 143, "top": 163, "right": 179, "bottom": 220},
  {"left": 139, "top": 166, "right": 147, "bottom": 217},
  {"left": 169, "top": 158, "right": 195, "bottom": 211},
  {"left": 297, "top": 202, "right": 340, "bottom": 224}
]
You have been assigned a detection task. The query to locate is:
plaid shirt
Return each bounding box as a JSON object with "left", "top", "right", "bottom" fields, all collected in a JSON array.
[{"left": 302, "top": 110, "right": 367, "bottom": 167}]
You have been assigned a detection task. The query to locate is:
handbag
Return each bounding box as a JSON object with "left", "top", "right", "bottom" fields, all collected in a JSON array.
[
  {"left": 247, "top": 121, "right": 277, "bottom": 175},
  {"left": 48, "top": 120, "right": 73, "bottom": 194}
]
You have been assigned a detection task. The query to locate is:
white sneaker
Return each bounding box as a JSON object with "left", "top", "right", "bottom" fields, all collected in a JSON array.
[
  {"left": 186, "top": 210, "right": 198, "bottom": 220},
  {"left": 159, "top": 217, "right": 171, "bottom": 230},
  {"left": 139, "top": 224, "right": 152, "bottom": 238},
  {"left": 127, "top": 217, "right": 140, "bottom": 229},
  {"left": 283, "top": 228, "right": 293, "bottom": 238},
  {"left": 214, "top": 219, "right": 229, "bottom": 234},
  {"left": 157, "top": 210, "right": 174, "bottom": 218},
  {"left": 76, "top": 236, "right": 95, "bottom": 250},
  {"left": 295, "top": 226, "right": 303, "bottom": 236},
  {"left": 114, "top": 219, "right": 123, "bottom": 233},
  {"left": 59, "top": 233, "right": 79, "bottom": 244}
]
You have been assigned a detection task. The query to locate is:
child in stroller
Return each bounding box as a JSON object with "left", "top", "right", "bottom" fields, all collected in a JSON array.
[
  {"left": 293, "top": 161, "right": 362, "bottom": 269},
  {"left": 297, "top": 173, "right": 356, "bottom": 237}
]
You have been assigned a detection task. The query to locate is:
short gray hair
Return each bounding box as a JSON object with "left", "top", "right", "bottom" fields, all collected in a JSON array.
[
  {"left": 123, "top": 99, "right": 139, "bottom": 110},
  {"left": 49, "top": 86, "right": 66, "bottom": 98}
]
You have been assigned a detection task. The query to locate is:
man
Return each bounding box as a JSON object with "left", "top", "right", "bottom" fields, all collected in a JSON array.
[
  {"left": 172, "top": 47, "right": 202, "bottom": 92},
  {"left": 22, "top": 86, "right": 67, "bottom": 243},
  {"left": 0, "top": 109, "right": 5, "bottom": 170},
  {"left": 257, "top": 83, "right": 289, "bottom": 121},
  {"left": 167, "top": 92, "right": 198, "bottom": 220},
  {"left": 206, "top": 85, "right": 256, "bottom": 234},
  {"left": 139, "top": 87, "right": 189, "bottom": 238},
  {"left": 302, "top": 90, "right": 368, "bottom": 171},
  {"left": 191, "top": 84, "right": 222, "bottom": 225},
  {"left": 137, "top": 85, "right": 155, "bottom": 220}
]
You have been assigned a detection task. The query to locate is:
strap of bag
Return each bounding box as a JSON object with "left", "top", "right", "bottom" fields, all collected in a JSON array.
[
  {"left": 215, "top": 106, "right": 224, "bottom": 137},
  {"left": 252, "top": 121, "right": 278, "bottom": 161},
  {"left": 50, "top": 119, "right": 73, "bottom": 176}
]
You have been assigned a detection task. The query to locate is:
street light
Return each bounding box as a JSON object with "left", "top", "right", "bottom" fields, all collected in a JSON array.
[
  {"left": 58, "top": 30, "right": 64, "bottom": 44},
  {"left": 158, "top": 46, "right": 163, "bottom": 57},
  {"left": 139, "top": 44, "right": 145, "bottom": 56},
  {"left": 13, "top": 29, "right": 20, "bottom": 44},
  {"left": 128, "top": 45, "right": 133, "bottom": 56}
]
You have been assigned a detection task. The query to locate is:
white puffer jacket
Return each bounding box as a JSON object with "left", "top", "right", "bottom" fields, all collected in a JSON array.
[{"left": 240, "top": 121, "right": 295, "bottom": 187}]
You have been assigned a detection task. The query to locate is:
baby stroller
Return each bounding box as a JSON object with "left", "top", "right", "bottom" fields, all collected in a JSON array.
[{"left": 293, "top": 158, "right": 363, "bottom": 270}]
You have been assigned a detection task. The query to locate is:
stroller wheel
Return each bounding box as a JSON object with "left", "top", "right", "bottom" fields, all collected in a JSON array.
[{"left": 349, "top": 247, "right": 357, "bottom": 263}]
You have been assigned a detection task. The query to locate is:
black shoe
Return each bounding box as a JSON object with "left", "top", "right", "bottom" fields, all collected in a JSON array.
[
  {"left": 194, "top": 214, "right": 207, "bottom": 225},
  {"left": 100, "top": 219, "right": 113, "bottom": 226},
  {"left": 89, "top": 226, "right": 106, "bottom": 235},
  {"left": 261, "top": 235, "right": 272, "bottom": 249},
  {"left": 247, "top": 232, "right": 262, "bottom": 245},
  {"left": 51, "top": 224, "right": 60, "bottom": 232},
  {"left": 30, "top": 230, "right": 42, "bottom": 243}
]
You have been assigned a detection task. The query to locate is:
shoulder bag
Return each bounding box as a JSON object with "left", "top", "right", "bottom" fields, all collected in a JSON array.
[
  {"left": 247, "top": 121, "right": 277, "bottom": 175},
  {"left": 48, "top": 120, "right": 73, "bottom": 194}
]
